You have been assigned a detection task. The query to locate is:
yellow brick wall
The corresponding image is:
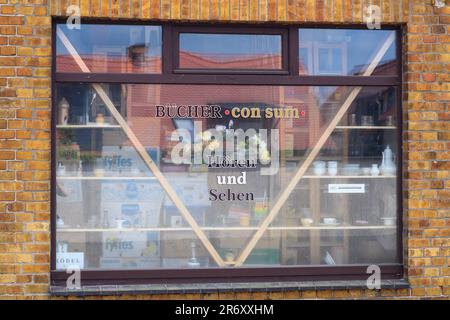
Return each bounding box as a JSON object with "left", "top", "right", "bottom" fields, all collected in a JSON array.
[{"left": 0, "top": 0, "right": 449, "bottom": 299}]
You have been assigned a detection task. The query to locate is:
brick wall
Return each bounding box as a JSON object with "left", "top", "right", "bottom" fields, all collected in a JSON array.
[{"left": 0, "top": 0, "right": 448, "bottom": 299}]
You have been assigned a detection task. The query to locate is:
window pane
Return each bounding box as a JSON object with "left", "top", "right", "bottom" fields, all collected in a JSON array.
[
  {"left": 56, "top": 24, "right": 162, "bottom": 73},
  {"left": 179, "top": 33, "right": 282, "bottom": 69},
  {"left": 299, "top": 29, "right": 397, "bottom": 75},
  {"left": 55, "top": 84, "right": 398, "bottom": 270}
]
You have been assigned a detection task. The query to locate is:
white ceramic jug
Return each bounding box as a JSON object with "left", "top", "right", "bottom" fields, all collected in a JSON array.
[{"left": 380, "top": 145, "right": 396, "bottom": 175}]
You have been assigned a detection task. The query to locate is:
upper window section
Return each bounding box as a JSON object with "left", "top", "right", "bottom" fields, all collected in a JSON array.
[
  {"left": 299, "top": 29, "right": 397, "bottom": 76},
  {"left": 178, "top": 33, "right": 283, "bottom": 70},
  {"left": 56, "top": 24, "right": 162, "bottom": 74}
]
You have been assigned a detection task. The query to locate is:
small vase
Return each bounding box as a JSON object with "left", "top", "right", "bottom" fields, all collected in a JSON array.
[
  {"left": 380, "top": 145, "right": 396, "bottom": 176},
  {"left": 58, "top": 98, "right": 70, "bottom": 125},
  {"left": 371, "top": 164, "right": 380, "bottom": 176}
]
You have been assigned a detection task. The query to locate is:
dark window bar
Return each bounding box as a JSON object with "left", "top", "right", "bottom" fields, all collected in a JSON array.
[
  {"left": 51, "top": 19, "right": 404, "bottom": 285},
  {"left": 55, "top": 73, "right": 400, "bottom": 86}
]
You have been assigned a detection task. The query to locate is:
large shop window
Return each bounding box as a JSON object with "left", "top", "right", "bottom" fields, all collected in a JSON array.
[{"left": 52, "top": 22, "right": 402, "bottom": 284}]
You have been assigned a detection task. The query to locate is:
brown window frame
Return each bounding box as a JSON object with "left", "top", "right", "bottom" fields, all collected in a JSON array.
[
  {"left": 172, "top": 25, "right": 289, "bottom": 74},
  {"left": 51, "top": 19, "right": 404, "bottom": 286}
]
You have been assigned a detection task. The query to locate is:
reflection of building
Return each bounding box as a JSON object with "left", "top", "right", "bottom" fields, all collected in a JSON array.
[
  {"left": 57, "top": 51, "right": 281, "bottom": 73},
  {"left": 57, "top": 53, "right": 397, "bottom": 160},
  {"left": 179, "top": 51, "right": 282, "bottom": 69},
  {"left": 57, "top": 54, "right": 161, "bottom": 73}
]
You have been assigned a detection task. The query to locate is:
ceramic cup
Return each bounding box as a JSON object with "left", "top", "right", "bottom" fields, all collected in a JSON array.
[
  {"left": 327, "top": 167, "right": 338, "bottom": 176},
  {"left": 115, "top": 219, "right": 126, "bottom": 229},
  {"left": 239, "top": 214, "right": 250, "bottom": 227},
  {"left": 386, "top": 116, "right": 394, "bottom": 126},
  {"left": 93, "top": 168, "right": 105, "bottom": 177},
  {"left": 327, "top": 161, "right": 338, "bottom": 167},
  {"left": 301, "top": 218, "right": 314, "bottom": 227},
  {"left": 225, "top": 251, "right": 235, "bottom": 263},
  {"left": 313, "top": 161, "right": 326, "bottom": 176},
  {"left": 371, "top": 164, "right": 380, "bottom": 176},
  {"left": 170, "top": 216, "right": 183, "bottom": 228},
  {"left": 381, "top": 217, "right": 396, "bottom": 226},
  {"left": 323, "top": 217, "right": 337, "bottom": 225},
  {"left": 327, "top": 161, "right": 338, "bottom": 176}
]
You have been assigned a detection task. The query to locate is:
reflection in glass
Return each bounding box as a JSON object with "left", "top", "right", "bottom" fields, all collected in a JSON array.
[
  {"left": 299, "top": 29, "right": 397, "bottom": 75},
  {"left": 55, "top": 83, "right": 398, "bottom": 269},
  {"left": 179, "top": 33, "right": 282, "bottom": 69},
  {"left": 56, "top": 24, "right": 162, "bottom": 73}
]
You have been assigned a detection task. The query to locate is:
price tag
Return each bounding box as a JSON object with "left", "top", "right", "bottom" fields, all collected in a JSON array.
[{"left": 328, "top": 184, "right": 365, "bottom": 194}]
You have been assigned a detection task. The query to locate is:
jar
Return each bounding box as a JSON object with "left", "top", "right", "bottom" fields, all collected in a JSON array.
[
  {"left": 95, "top": 113, "right": 105, "bottom": 124},
  {"left": 58, "top": 98, "right": 70, "bottom": 125},
  {"left": 240, "top": 214, "right": 250, "bottom": 227}
]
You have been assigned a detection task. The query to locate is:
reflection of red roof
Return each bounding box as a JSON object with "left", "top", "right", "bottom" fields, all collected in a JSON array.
[
  {"left": 59, "top": 52, "right": 396, "bottom": 154},
  {"left": 57, "top": 49, "right": 396, "bottom": 75},
  {"left": 371, "top": 60, "right": 397, "bottom": 76},
  {"left": 57, "top": 51, "right": 282, "bottom": 72},
  {"left": 57, "top": 55, "right": 161, "bottom": 73},
  {"left": 179, "top": 51, "right": 282, "bottom": 69}
]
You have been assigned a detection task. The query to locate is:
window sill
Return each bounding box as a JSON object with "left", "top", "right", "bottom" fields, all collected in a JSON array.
[{"left": 50, "top": 279, "right": 409, "bottom": 296}]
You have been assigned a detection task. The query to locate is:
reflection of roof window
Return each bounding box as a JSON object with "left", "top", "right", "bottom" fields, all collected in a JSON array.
[{"left": 128, "top": 44, "right": 147, "bottom": 66}]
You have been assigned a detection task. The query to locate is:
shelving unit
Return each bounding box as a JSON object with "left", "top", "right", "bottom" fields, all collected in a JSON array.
[
  {"left": 57, "top": 225, "right": 396, "bottom": 233},
  {"left": 335, "top": 126, "right": 396, "bottom": 130},
  {"left": 275, "top": 35, "right": 398, "bottom": 265},
  {"left": 55, "top": 28, "right": 398, "bottom": 270},
  {"left": 57, "top": 124, "right": 121, "bottom": 129},
  {"left": 302, "top": 175, "right": 395, "bottom": 179},
  {"left": 57, "top": 176, "right": 157, "bottom": 180}
]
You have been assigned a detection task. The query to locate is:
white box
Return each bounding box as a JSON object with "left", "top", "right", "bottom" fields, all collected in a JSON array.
[{"left": 56, "top": 252, "right": 84, "bottom": 270}]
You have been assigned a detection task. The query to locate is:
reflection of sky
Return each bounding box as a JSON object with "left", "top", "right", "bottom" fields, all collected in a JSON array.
[
  {"left": 180, "top": 34, "right": 281, "bottom": 55},
  {"left": 299, "top": 29, "right": 396, "bottom": 74},
  {"left": 56, "top": 24, "right": 162, "bottom": 56}
]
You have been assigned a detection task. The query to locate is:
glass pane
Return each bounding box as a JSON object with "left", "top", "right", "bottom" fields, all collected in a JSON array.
[
  {"left": 299, "top": 29, "right": 397, "bottom": 75},
  {"left": 55, "top": 84, "right": 398, "bottom": 270},
  {"left": 56, "top": 24, "right": 162, "bottom": 73},
  {"left": 179, "top": 33, "right": 282, "bottom": 69}
]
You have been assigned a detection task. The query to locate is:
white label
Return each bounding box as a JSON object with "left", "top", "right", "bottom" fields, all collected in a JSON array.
[
  {"left": 56, "top": 252, "right": 84, "bottom": 270},
  {"left": 328, "top": 184, "right": 365, "bottom": 194}
]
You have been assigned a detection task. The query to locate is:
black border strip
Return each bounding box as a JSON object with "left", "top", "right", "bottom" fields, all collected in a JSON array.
[
  {"left": 51, "top": 264, "right": 403, "bottom": 286},
  {"left": 51, "top": 18, "right": 405, "bottom": 285},
  {"left": 55, "top": 73, "right": 399, "bottom": 86}
]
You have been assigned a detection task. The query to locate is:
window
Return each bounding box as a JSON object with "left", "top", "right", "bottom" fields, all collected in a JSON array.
[
  {"left": 52, "top": 22, "right": 402, "bottom": 285},
  {"left": 298, "top": 28, "right": 397, "bottom": 75},
  {"left": 179, "top": 33, "right": 282, "bottom": 70},
  {"left": 174, "top": 26, "right": 288, "bottom": 73},
  {"left": 56, "top": 24, "right": 162, "bottom": 74}
]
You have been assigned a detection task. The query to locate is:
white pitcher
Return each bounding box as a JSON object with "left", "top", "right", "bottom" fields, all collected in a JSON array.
[{"left": 380, "top": 145, "right": 396, "bottom": 176}]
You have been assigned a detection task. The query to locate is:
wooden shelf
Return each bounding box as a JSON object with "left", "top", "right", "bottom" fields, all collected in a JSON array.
[
  {"left": 302, "top": 175, "right": 396, "bottom": 179},
  {"left": 56, "top": 176, "right": 157, "bottom": 180},
  {"left": 335, "top": 126, "right": 396, "bottom": 130},
  {"left": 283, "top": 156, "right": 339, "bottom": 161},
  {"left": 284, "top": 128, "right": 309, "bottom": 133},
  {"left": 286, "top": 241, "right": 337, "bottom": 248},
  {"left": 57, "top": 227, "right": 258, "bottom": 233},
  {"left": 57, "top": 225, "right": 397, "bottom": 233},
  {"left": 272, "top": 225, "right": 396, "bottom": 230},
  {"left": 56, "top": 124, "right": 121, "bottom": 129},
  {"left": 282, "top": 99, "right": 305, "bottom": 104}
]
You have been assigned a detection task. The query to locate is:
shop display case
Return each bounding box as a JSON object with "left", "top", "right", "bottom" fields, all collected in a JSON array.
[
  {"left": 55, "top": 82, "right": 398, "bottom": 270},
  {"left": 54, "top": 23, "right": 400, "bottom": 279}
]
